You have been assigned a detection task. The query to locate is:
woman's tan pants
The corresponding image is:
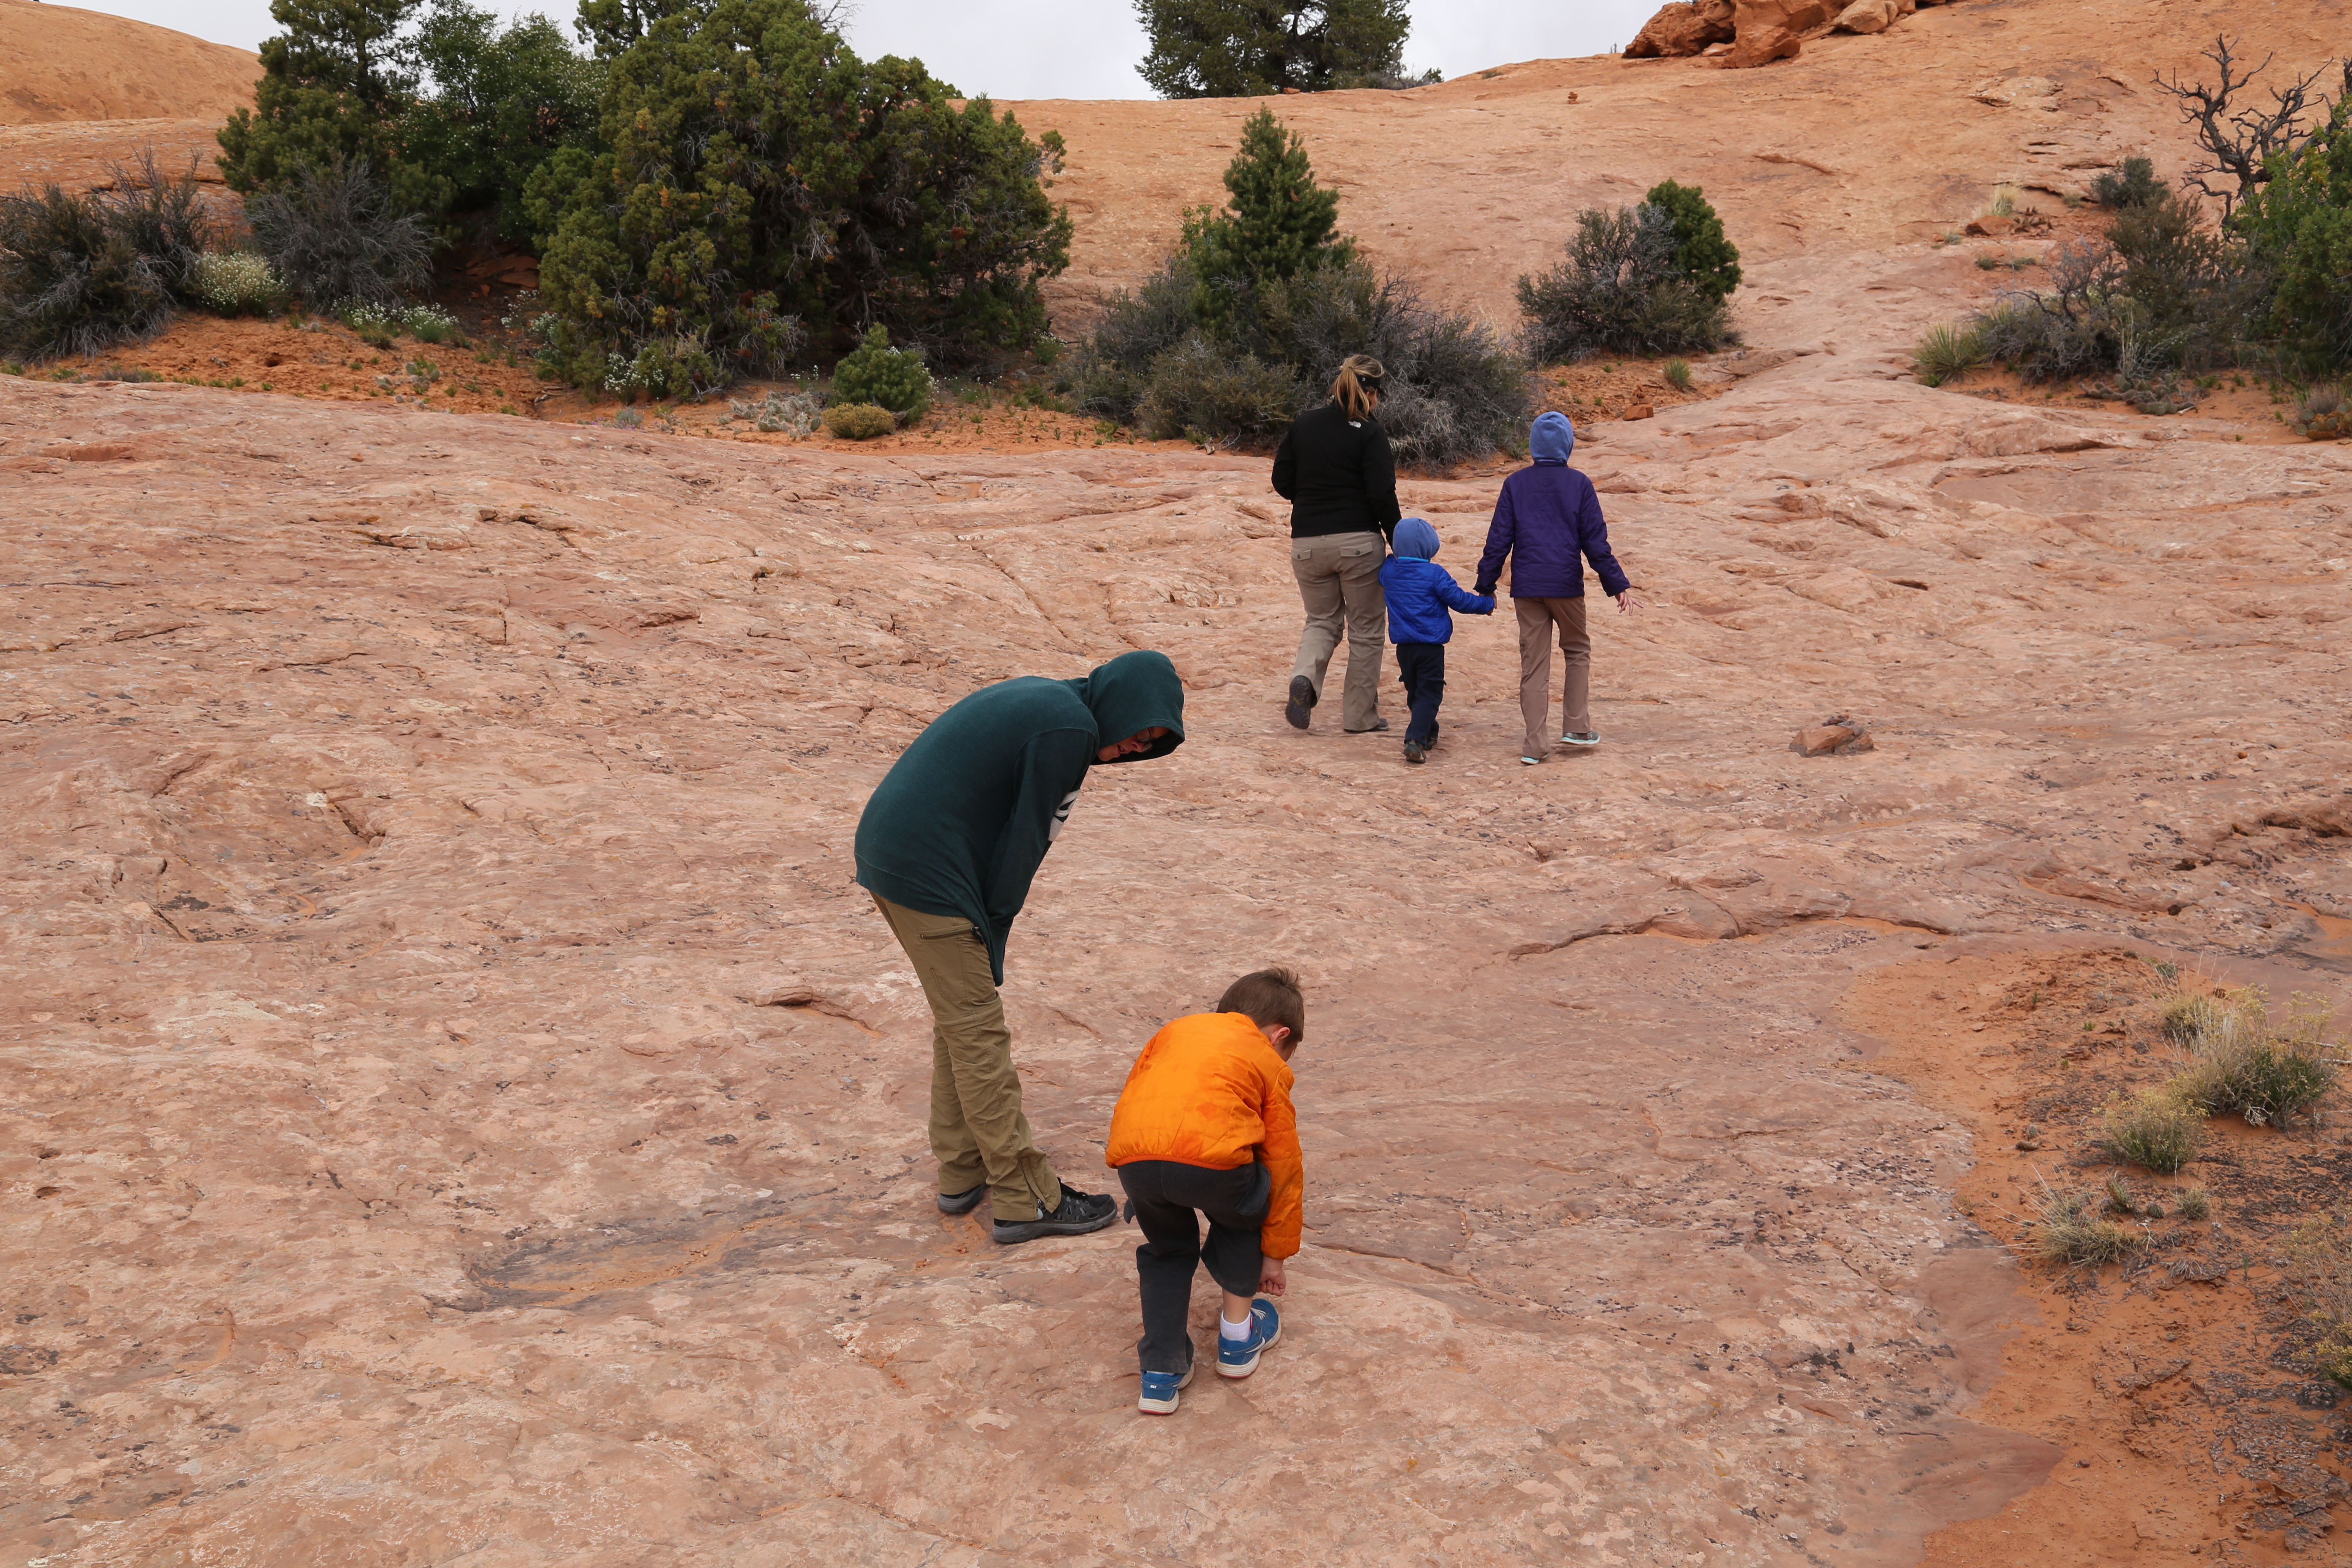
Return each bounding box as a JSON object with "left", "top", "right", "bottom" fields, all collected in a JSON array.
[{"left": 1289, "top": 530, "right": 1388, "bottom": 731}]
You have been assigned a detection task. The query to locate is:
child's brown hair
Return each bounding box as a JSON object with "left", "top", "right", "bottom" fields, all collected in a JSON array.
[{"left": 1216, "top": 966, "right": 1306, "bottom": 1045}]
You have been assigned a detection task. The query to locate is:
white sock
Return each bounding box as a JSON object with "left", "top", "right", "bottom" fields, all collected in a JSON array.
[{"left": 1219, "top": 1311, "right": 1252, "bottom": 1341}]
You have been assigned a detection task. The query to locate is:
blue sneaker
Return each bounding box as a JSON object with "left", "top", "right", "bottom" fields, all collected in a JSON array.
[
  {"left": 1138, "top": 1352, "right": 1195, "bottom": 1415},
  {"left": 1215, "top": 1298, "right": 1281, "bottom": 1378}
]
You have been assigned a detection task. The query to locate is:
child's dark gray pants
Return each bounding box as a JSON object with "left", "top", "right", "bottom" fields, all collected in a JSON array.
[{"left": 1117, "top": 1159, "right": 1269, "bottom": 1375}]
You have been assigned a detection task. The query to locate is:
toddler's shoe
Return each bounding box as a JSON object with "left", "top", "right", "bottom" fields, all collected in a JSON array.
[
  {"left": 1137, "top": 1352, "right": 1195, "bottom": 1415},
  {"left": 1403, "top": 741, "right": 1427, "bottom": 765},
  {"left": 1215, "top": 1298, "right": 1282, "bottom": 1378}
]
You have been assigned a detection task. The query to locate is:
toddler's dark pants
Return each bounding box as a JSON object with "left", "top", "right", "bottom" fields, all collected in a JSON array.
[
  {"left": 1116, "top": 1159, "right": 1269, "bottom": 1375},
  {"left": 1395, "top": 640, "right": 1447, "bottom": 745}
]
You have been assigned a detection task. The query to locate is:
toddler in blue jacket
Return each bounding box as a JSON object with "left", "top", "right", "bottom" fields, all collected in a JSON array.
[{"left": 1377, "top": 518, "right": 1494, "bottom": 765}]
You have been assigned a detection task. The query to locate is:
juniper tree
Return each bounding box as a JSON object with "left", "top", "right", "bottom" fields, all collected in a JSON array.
[
  {"left": 1136, "top": 0, "right": 1413, "bottom": 97},
  {"left": 1643, "top": 178, "right": 1742, "bottom": 302}
]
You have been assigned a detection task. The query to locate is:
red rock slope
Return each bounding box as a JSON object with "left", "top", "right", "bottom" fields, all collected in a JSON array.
[{"left": 0, "top": 0, "right": 255, "bottom": 125}]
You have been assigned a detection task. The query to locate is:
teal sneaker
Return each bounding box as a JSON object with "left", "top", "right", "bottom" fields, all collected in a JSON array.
[
  {"left": 1138, "top": 1351, "right": 1195, "bottom": 1415},
  {"left": 1214, "top": 1298, "right": 1281, "bottom": 1378}
]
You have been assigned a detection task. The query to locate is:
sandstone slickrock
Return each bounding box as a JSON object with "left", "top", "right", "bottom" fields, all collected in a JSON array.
[
  {"left": 7, "top": 266, "right": 2352, "bottom": 1554},
  {"left": 6, "top": 9, "right": 2352, "bottom": 1563}
]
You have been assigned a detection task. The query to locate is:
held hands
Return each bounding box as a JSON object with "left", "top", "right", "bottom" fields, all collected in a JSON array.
[{"left": 1259, "top": 1256, "right": 1287, "bottom": 1298}]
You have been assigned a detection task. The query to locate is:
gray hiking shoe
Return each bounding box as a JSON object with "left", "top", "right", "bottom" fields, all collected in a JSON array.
[{"left": 936, "top": 1185, "right": 987, "bottom": 1216}]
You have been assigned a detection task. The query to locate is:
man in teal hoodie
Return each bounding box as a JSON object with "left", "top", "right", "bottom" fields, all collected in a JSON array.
[{"left": 856, "top": 650, "right": 1187, "bottom": 1243}]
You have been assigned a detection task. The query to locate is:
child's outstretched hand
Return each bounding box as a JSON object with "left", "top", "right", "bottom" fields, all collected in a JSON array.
[{"left": 1259, "top": 1257, "right": 1287, "bottom": 1298}]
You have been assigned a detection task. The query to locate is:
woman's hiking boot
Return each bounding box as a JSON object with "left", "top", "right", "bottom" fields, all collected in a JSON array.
[
  {"left": 1345, "top": 716, "right": 1390, "bottom": 734},
  {"left": 1138, "top": 1349, "right": 1196, "bottom": 1415},
  {"left": 1215, "top": 1298, "right": 1282, "bottom": 1378},
  {"left": 1285, "top": 677, "right": 1316, "bottom": 730},
  {"left": 936, "top": 1185, "right": 987, "bottom": 1215},
  {"left": 992, "top": 1184, "right": 1118, "bottom": 1244}
]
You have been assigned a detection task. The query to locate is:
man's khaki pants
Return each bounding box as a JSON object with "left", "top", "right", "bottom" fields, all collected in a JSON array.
[
  {"left": 1289, "top": 530, "right": 1388, "bottom": 732},
  {"left": 1516, "top": 596, "right": 1592, "bottom": 757},
  {"left": 872, "top": 894, "right": 1063, "bottom": 1224}
]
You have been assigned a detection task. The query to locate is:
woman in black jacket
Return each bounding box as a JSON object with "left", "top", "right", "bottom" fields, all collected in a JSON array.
[{"left": 1271, "top": 354, "right": 1402, "bottom": 733}]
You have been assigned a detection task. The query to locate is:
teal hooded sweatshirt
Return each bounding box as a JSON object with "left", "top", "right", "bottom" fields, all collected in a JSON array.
[{"left": 854, "top": 650, "right": 1186, "bottom": 983}]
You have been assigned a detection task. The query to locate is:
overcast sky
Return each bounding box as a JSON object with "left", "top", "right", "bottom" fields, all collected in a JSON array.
[{"left": 76, "top": 0, "right": 1661, "bottom": 96}]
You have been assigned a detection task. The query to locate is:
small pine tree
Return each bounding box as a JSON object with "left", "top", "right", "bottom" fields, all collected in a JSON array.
[
  {"left": 1181, "top": 108, "right": 1353, "bottom": 323},
  {"left": 1136, "top": 0, "right": 1412, "bottom": 98},
  {"left": 831, "top": 325, "right": 934, "bottom": 418},
  {"left": 1642, "top": 179, "right": 1742, "bottom": 303}
]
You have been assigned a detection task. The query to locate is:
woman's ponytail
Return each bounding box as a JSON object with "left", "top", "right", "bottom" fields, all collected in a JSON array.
[{"left": 1329, "top": 354, "right": 1386, "bottom": 420}]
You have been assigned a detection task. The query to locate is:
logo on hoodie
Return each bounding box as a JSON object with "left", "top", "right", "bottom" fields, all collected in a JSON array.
[{"left": 1049, "top": 787, "right": 1078, "bottom": 841}]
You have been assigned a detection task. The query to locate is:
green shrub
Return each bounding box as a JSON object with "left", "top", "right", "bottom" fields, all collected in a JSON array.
[
  {"left": 2091, "top": 155, "right": 2166, "bottom": 209},
  {"left": 1642, "top": 179, "right": 1741, "bottom": 302},
  {"left": 1663, "top": 357, "right": 1693, "bottom": 392},
  {"left": 831, "top": 325, "right": 933, "bottom": 419},
  {"left": 2098, "top": 1088, "right": 2206, "bottom": 1173},
  {"left": 1134, "top": 334, "right": 1301, "bottom": 443},
  {"left": 2239, "top": 95, "right": 2352, "bottom": 374},
  {"left": 1075, "top": 256, "right": 1205, "bottom": 424},
  {"left": 1077, "top": 118, "right": 1525, "bottom": 463},
  {"left": 191, "top": 251, "right": 285, "bottom": 315},
  {"left": 1516, "top": 203, "right": 1735, "bottom": 363},
  {"left": 531, "top": 0, "right": 1067, "bottom": 392},
  {"left": 1137, "top": 0, "right": 1415, "bottom": 97},
  {"left": 248, "top": 158, "right": 432, "bottom": 306},
  {"left": 823, "top": 401, "right": 896, "bottom": 440},
  {"left": 0, "top": 184, "right": 179, "bottom": 359},
  {"left": 1914, "top": 321, "right": 1987, "bottom": 385}
]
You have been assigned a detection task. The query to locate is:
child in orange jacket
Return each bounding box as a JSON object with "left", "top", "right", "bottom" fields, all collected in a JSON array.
[{"left": 1105, "top": 966, "right": 1305, "bottom": 1415}]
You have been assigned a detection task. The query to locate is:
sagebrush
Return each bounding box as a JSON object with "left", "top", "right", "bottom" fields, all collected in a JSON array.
[
  {"left": 1517, "top": 202, "right": 1734, "bottom": 363},
  {"left": 247, "top": 159, "right": 432, "bottom": 307}
]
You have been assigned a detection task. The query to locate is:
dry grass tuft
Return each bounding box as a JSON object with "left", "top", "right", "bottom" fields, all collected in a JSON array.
[
  {"left": 2032, "top": 1182, "right": 2148, "bottom": 1267},
  {"left": 2287, "top": 1210, "right": 2352, "bottom": 1390},
  {"left": 2159, "top": 985, "right": 2340, "bottom": 1128},
  {"left": 2176, "top": 1185, "right": 2212, "bottom": 1222},
  {"left": 2097, "top": 1087, "right": 2205, "bottom": 1173}
]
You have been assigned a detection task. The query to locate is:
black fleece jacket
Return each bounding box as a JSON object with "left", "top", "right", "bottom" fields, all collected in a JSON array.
[{"left": 1271, "top": 402, "right": 1402, "bottom": 540}]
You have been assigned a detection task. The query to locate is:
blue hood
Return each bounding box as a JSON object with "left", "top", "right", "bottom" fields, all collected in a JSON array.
[
  {"left": 1391, "top": 517, "right": 1440, "bottom": 559},
  {"left": 1531, "top": 411, "right": 1575, "bottom": 465}
]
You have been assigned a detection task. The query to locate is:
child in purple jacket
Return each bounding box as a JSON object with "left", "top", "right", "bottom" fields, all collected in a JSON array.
[
  {"left": 1473, "top": 413, "right": 1645, "bottom": 764},
  {"left": 1378, "top": 518, "right": 1494, "bottom": 766}
]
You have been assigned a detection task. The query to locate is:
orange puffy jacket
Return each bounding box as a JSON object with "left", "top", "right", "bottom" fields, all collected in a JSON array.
[{"left": 1105, "top": 1011, "right": 1303, "bottom": 1259}]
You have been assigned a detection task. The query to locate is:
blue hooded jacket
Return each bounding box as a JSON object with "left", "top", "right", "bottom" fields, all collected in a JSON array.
[
  {"left": 1473, "top": 412, "right": 1632, "bottom": 600},
  {"left": 1378, "top": 518, "right": 1495, "bottom": 645}
]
